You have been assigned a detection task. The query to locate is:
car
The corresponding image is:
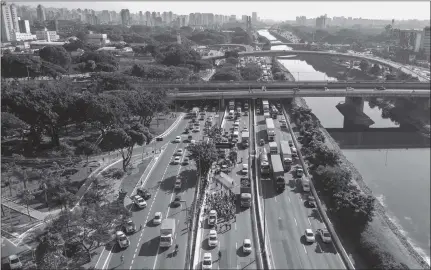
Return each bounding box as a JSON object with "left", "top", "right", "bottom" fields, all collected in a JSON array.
[
  {"left": 293, "top": 87, "right": 300, "bottom": 91},
  {"left": 208, "top": 210, "right": 217, "bottom": 226},
  {"left": 243, "top": 127, "right": 248, "bottom": 132},
  {"left": 304, "top": 229, "right": 315, "bottom": 243},
  {"left": 233, "top": 126, "right": 239, "bottom": 132},
  {"left": 244, "top": 110, "right": 248, "bottom": 116},
  {"left": 116, "top": 231, "right": 130, "bottom": 248},
  {"left": 173, "top": 156, "right": 181, "bottom": 165},
  {"left": 175, "top": 149, "right": 184, "bottom": 156},
  {"left": 243, "top": 238, "right": 252, "bottom": 254},
  {"left": 233, "top": 121, "right": 240, "bottom": 126},
  {"left": 183, "top": 157, "right": 189, "bottom": 165},
  {"left": 242, "top": 164, "right": 249, "bottom": 175},
  {"left": 8, "top": 255, "right": 22, "bottom": 270},
  {"left": 173, "top": 195, "right": 182, "bottom": 207},
  {"left": 124, "top": 219, "right": 136, "bottom": 234},
  {"left": 133, "top": 195, "right": 147, "bottom": 208},
  {"left": 318, "top": 228, "right": 332, "bottom": 243},
  {"left": 190, "top": 140, "right": 196, "bottom": 145},
  {"left": 202, "top": 253, "right": 212, "bottom": 269},
  {"left": 306, "top": 194, "right": 316, "bottom": 207},
  {"left": 193, "top": 126, "right": 200, "bottom": 132},
  {"left": 184, "top": 128, "right": 189, "bottom": 134},
  {"left": 174, "top": 136, "right": 181, "bottom": 143},
  {"left": 259, "top": 139, "right": 265, "bottom": 146},
  {"left": 200, "top": 115, "right": 205, "bottom": 120},
  {"left": 346, "top": 87, "right": 354, "bottom": 91},
  {"left": 137, "top": 187, "right": 151, "bottom": 200},
  {"left": 212, "top": 107, "right": 216, "bottom": 111},
  {"left": 376, "top": 86, "right": 386, "bottom": 90},
  {"left": 221, "top": 137, "right": 229, "bottom": 143},
  {"left": 296, "top": 167, "right": 304, "bottom": 177},
  {"left": 187, "top": 135, "right": 193, "bottom": 142},
  {"left": 174, "top": 178, "right": 182, "bottom": 189},
  {"left": 256, "top": 108, "right": 261, "bottom": 114},
  {"left": 208, "top": 229, "right": 218, "bottom": 247},
  {"left": 323, "top": 87, "right": 328, "bottom": 91},
  {"left": 153, "top": 212, "right": 162, "bottom": 225}
]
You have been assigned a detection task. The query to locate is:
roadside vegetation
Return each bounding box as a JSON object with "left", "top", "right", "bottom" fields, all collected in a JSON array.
[{"left": 289, "top": 104, "right": 416, "bottom": 269}]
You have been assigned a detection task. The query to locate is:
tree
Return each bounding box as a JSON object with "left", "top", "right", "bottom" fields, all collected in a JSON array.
[
  {"left": 225, "top": 57, "right": 239, "bottom": 65},
  {"left": 314, "top": 165, "right": 352, "bottom": 194},
  {"left": 75, "top": 141, "right": 101, "bottom": 164},
  {"left": 229, "top": 150, "right": 238, "bottom": 165},
  {"left": 369, "top": 64, "right": 381, "bottom": 75},
  {"left": 85, "top": 60, "right": 96, "bottom": 71},
  {"left": 102, "top": 124, "right": 152, "bottom": 171},
  {"left": 211, "top": 66, "right": 242, "bottom": 81},
  {"left": 20, "top": 189, "right": 35, "bottom": 217},
  {"left": 186, "top": 141, "right": 218, "bottom": 177},
  {"left": 206, "top": 126, "right": 223, "bottom": 142},
  {"left": 359, "top": 60, "right": 370, "bottom": 73},
  {"left": 1, "top": 54, "right": 42, "bottom": 78},
  {"left": 39, "top": 46, "right": 72, "bottom": 69},
  {"left": 1, "top": 112, "right": 28, "bottom": 139},
  {"left": 240, "top": 63, "right": 262, "bottom": 81},
  {"left": 35, "top": 231, "right": 67, "bottom": 270}
]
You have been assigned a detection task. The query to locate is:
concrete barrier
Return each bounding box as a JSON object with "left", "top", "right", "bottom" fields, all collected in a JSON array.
[{"left": 282, "top": 104, "right": 355, "bottom": 270}]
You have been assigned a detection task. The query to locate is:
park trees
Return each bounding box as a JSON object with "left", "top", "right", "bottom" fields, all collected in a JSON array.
[
  {"left": 39, "top": 46, "right": 71, "bottom": 69},
  {"left": 359, "top": 60, "right": 370, "bottom": 73},
  {"left": 75, "top": 141, "right": 101, "bottom": 164},
  {"left": 186, "top": 141, "right": 218, "bottom": 177},
  {"left": 240, "top": 63, "right": 262, "bottom": 81}
]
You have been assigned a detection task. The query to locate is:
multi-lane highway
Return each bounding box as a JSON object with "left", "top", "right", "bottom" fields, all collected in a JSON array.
[
  {"left": 196, "top": 102, "right": 258, "bottom": 270},
  {"left": 103, "top": 106, "right": 219, "bottom": 270},
  {"left": 254, "top": 99, "right": 346, "bottom": 269}
]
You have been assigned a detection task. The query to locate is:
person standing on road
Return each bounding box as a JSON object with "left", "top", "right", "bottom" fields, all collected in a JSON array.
[{"left": 218, "top": 250, "right": 222, "bottom": 261}]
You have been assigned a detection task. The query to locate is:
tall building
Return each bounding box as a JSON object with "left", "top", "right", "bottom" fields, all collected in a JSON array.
[
  {"left": 145, "top": 11, "right": 151, "bottom": 26},
  {"left": 120, "top": 9, "right": 130, "bottom": 26},
  {"left": 422, "top": 26, "right": 430, "bottom": 60},
  {"left": 37, "top": 4, "right": 46, "bottom": 21},
  {"left": 36, "top": 28, "right": 59, "bottom": 41},
  {"left": 316, "top": 14, "right": 327, "bottom": 29},
  {"left": 18, "top": 19, "right": 30, "bottom": 33},
  {"left": 1, "top": 2, "right": 20, "bottom": 42},
  {"left": 252, "top": 12, "right": 257, "bottom": 23},
  {"left": 139, "top": 11, "right": 144, "bottom": 24}
]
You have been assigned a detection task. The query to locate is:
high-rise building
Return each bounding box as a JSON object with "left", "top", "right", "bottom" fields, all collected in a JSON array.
[
  {"left": 37, "top": 4, "right": 46, "bottom": 21},
  {"left": 18, "top": 19, "right": 30, "bottom": 33},
  {"left": 139, "top": 11, "right": 144, "bottom": 24},
  {"left": 36, "top": 28, "right": 59, "bottom": 41},
  {"left": 145, "top": 11, "right": 151, "bottom": 26},
  {"left": 421, "top": 26, "right": 430, "bottom": 60},
  {"left": 252, "top": 12, "right": 257, "bottom": 23},
  {"left": 120, "top": 9, "right": 130, "bottom": 26},
  {"left": 1, "top": 2, "right": 20, "bottom": 42},
  {"left": 316, "top": 14, "right": 327, "bottom": 29}
]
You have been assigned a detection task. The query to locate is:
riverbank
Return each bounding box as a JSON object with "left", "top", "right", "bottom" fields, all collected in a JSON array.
[
  {"left": 272, "top": 57, "right": 295, "bottom": 81},
  {"left": 294, "top": 96, "right": 429, "bottom": 269}
]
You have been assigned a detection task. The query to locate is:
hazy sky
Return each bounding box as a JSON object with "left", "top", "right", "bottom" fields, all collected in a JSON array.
[{"left": 11, "top": 1, "right": 431, "bottom": 21}]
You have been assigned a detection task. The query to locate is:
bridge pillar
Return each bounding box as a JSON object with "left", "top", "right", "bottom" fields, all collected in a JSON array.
[{"left": 345, "top": 97, "right": 364, "bottom": 112}]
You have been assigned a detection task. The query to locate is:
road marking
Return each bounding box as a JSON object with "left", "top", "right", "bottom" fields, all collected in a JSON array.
[
  {"left": 235, "top": 223, "right": 237, "bottom": 230},
  {"left": 302, "top": 244, "right": 308, "bottom": 254},
  {"left": 288, "top": 196, "right": 291, "bottom": 202},
  {"left": 294, "top": 218, "right": 297, "bottom": 226},
  {"left": 307, "top": 218, "right": 311, "bottom": 226},
  {"left": 274, "top": 196, "right": 277, "bottom": 202}
]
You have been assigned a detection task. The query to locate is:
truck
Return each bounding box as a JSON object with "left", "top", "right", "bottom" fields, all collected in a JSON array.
[
  {"left": 262, "top": 100, "right": 269, "bottom": 113},
  {"left": 286, "top": 133, "right": 293, "bottom": 147},
  {"left": 192, "top": 107, "right": 199, "bottom": 118},
  {"left": 270, "top": 154, "right": 285, "bottom": 191},
  {"left": 280, "top": 141, "right": 292, "bottom": 171},
  {"left": 266, "top": 118, "right": 275, "bottom": 141},
  {"left": 269, "top": 141, "right": 278, "bottom": 154},
  {"left": 260, "top": 148, "right": 270, "bottom": 175},
  {"left": 301, "top": 176, "right": 311, "bottom": 192},
  {"left": 240, "top": 178, "right": 252, "bottom": 208},
  {"left": 241, "top": 131, "right": 250, "bottom": 148},
  {"left": 264, "top": 112, "right": 271, "bottom": 118},
  {"left": 229, "top": 100, "right": 235, "bottom": 110},
  {"left": 160, "top": 219, "right": 175, "bottom": 247}
]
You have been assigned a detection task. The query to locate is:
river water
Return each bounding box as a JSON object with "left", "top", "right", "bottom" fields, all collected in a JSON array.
[{"left": 258, "top": 30, "right": 431, "bottom": 263}]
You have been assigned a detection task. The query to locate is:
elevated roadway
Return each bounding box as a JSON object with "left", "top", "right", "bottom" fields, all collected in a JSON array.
[{"left": 168, "top": 89, "right": 430, "bottom": 100}]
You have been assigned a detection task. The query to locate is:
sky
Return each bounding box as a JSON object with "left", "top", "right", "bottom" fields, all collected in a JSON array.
[{"left": 11, "top": 1, "right": 431, "bottom": 21}]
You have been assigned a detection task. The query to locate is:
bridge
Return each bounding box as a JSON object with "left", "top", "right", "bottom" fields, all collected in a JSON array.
[
  {"left": 203, "top": 50, "right": 430, "bottom": 82},
  {"left": 168, "top": 89, "right": 430, "bottom": 100}
]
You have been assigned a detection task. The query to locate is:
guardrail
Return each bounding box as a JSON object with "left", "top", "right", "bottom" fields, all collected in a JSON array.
[{"left": 282, "top": 104, "right": 355, "bottom": 270}]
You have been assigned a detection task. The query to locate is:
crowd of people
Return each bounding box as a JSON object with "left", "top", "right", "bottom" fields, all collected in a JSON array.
[{"left": 205, "top": 188, "right": 237, "bottom": 230}]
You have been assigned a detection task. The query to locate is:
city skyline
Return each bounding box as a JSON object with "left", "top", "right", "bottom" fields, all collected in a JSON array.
[{"left": 9, "top": 1, "right": 431, "bottom": 21}]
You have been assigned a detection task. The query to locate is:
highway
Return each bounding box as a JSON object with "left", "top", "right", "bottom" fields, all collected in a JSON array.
[
  {"left": 195, "top": 101, "right": 258, "bottom": 269},
  {"left": 104, "top": 108, "right": 217, "bottom": 270},
  {"left": 254, "top": 100, "right": 346, "bottom": 269},
  {"left": 169, "top": 89, "right": 430, "bottom": 101}
]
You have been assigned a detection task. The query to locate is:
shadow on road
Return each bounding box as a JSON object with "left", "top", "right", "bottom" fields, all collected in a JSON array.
[
  {"left": 201, "top": 238, "right": 217, "bottom": 251},
  {"left": 159, "top": 175, "right": 176, "bottom": 193},
  {"left": 315, "top": 237, "right": 337, "bottom": 254},
  {"left": 261, "top": 181, "right": 276, "bottom": 199},
  {"left": 300, "top": 235, "right": 313, "bottom": 246},
  {"left": 308, "top": 208, "right": 322, "bottom": 222},
  {"left": 236, "top": 246, "right": 250, "bottom": 258},
  {"left": 138, "top": 237, "right": 162, "bottom": 257}
]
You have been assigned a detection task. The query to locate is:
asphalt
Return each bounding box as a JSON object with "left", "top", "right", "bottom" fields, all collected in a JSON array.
[
  {"left": 196, "top": 102, "right": 258, "bottom": 270},
  {"left": 105, "top": 110, "right": 217, "bottom": 270},
  {"left": 255, "top": 100, "right": 346, "bottom": 270}
]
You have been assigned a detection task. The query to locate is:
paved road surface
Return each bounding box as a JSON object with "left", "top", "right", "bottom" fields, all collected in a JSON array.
[
  {"left": 196, "top": 102, "right": 258, "bottom": 270},
  {"left": 255, "top": 100, "right": 346, "bottom": 269}
]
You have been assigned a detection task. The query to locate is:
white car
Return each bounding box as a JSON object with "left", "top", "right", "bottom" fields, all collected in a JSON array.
[
  {"left": 116, "top": 231, "right": 130, "bottom": 248},
  {"left": 174, "top": 136, "right": 181, "bottom": 143},
  {"left": 173, "top": 156, "right": 181, "bottom": 165},
  {"left": 233, "top": 121, "right": 240, "bottom": 126},
  {"left": 242, "top": 164, "right": 249, "bottom": 175},
  {"left": 133, "top": 195, "right": 147, "bottom": 208},
  {"left": 8, "top": 255, "right": 22, "bottom": 270},
  {"left": 190, "top": 140, "right": 196, "bottom": 145},
  {"left": 174, "top": 178, "right": 182, "bottom": 189},
  {"left": 202, "top": 253, "right": 212, "bottom": 269},
  {"left": 233, "top": 126, "right": 239, "bottom": 132},
  {"left": 175, "top": 149, "right": 184, "bottom": 156},
  {"left": 243, "top": 238, "right": 252, "bottom": 254},
  {"left": 208, "top": 229, "right": 218, "bottom": 247},
  {"left": 318, "top": 228, "right": 332, "bottom": 243},
  {"left": 153, "top": 212, "right": 162, "bottom": 225},
  {"left": 296, "top": 167, "right": 303, "bottom": 177},
  {"left": 193, "top": 126, "right": 200, "bottom": 132},
  {"left": 305, "top": 229, "right": 315, "bottom": 243},
  {"left": 208, "top": 210, "right": 217, "bottom": 226},
  {"left": 346, "top": 87, "right": 354, "bottom": 91}
]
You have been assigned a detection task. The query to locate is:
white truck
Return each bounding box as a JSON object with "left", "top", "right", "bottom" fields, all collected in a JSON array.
[
  {"left": 269, "top": 141, "right": 278, "bottom": 154},
  {"left": 260, "top": 147, "right": 270, "bottom": 175},
  {"left": 229, "top": 100, "right": 235, "bottom": 110},
  {"left": 280, "top": 141, "right": 292, "bottom": 171},
  {"left": 160, "top": 219, "right": 175, "bottom": 247},
  {"left": 266, "top": 118, "right": 275, "bottom": 141},
  {"left": 241, "top": 131, "right": 250, "bottom": 148},
  {"left": 301, "top": 176, "right": 311, "bottom": 192},
  {"left": 262, "top": 100, "right": 269, "bottom": 113}
]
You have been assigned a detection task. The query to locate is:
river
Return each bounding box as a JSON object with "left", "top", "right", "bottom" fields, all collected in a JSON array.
[{"left": 258, "top": 30, "right": 431, "bottom": 263}]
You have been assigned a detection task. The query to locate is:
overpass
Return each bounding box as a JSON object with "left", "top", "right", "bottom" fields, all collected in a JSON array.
[
  {"left": 203, "top": 50, "right": 430, "bottom": 82},
  {"left": 168, "top": 89, "right": 430, "bottom": 100}
]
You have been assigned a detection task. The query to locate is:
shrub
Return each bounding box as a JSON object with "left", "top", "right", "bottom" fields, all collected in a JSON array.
[{"left": 102, "top": 167, "right": 125, "bottom": 179}]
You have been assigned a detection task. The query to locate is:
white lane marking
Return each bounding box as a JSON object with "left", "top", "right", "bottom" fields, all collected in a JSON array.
[
  {"left": 235, "top": 223, "right": 237, "bottom": 231},
  {"left": 294, "top": 218, "right": 298, "bottom": 226},
  {"left": 288, "top": 196, "right": 291, "bottom": 202},
  {"left": 302, "top": 244, "right": 308, "bottom": 254},
  {"left": 274, "top": 196, "right": 277, "bottom": 202},
  {"left": 307, "top": 217, "right": 311, "bottom": 226}
]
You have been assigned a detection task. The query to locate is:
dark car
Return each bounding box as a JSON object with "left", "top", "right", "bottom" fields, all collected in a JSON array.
[
  {"left": 137, "top": 187, "right": 151, "bottom": 200},
  {"left": 307, "top": 195, "right": 316, "bottom": 208},
  {"left": 184, "top": 128, "right": 190, "bottom": 134},
  {"left": 376, "top": 86, "right": 386, "bottom": 90},
  {"left": 173, "top": 195, "right": 182, "bottom": 207}
]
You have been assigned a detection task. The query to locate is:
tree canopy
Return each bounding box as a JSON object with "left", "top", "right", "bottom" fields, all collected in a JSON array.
[{"left": 39, "top": 46, "right": 71, "bottom": 69}]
